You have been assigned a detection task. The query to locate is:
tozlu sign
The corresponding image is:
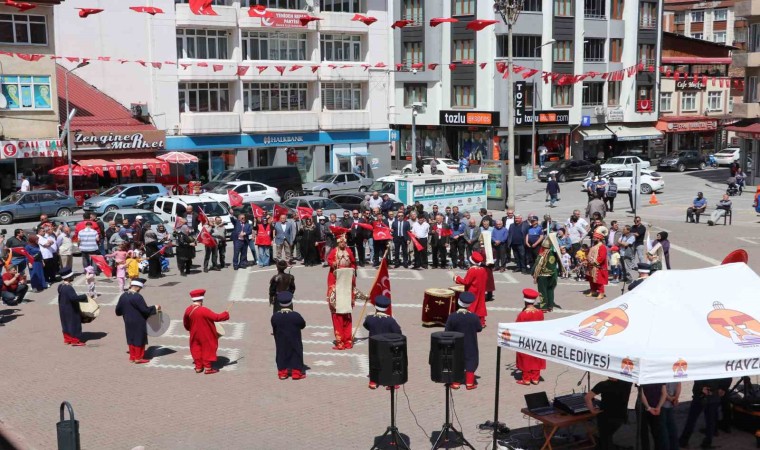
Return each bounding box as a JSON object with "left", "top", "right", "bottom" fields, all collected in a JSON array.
[{"left": 73, "top": 131, "right": 166, "bottom": 151}]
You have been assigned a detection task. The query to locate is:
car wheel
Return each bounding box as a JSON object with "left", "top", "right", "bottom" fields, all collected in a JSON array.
[
  {"left": 105, "top": 205, "right": 118, "bottom": 212},
  {"left": 56, "top": 208, "right": 72, "bottom": 217},
  {"left": 358, "top": 186, "right": 368, "bottom": 193},
  {"left": 0, "top": 212, "right": 12, "bottom": 225},
  {"left": 319, "top": 189, "right": 330, "bottom": 198},
  {"left": 699, "top": 162, "right": 706, "bottom": 170},
  {"left": 640, "top": 184, "right": 652, "bottom": 194},
  {"left": 283, "top": 190, "right": 297, "bottom": 200},
  {"left": 558, "top": 174, "right": 567, "bottom": 183},
  {"left": 677, "top": 164, "right": 686, "bottom": 172}
]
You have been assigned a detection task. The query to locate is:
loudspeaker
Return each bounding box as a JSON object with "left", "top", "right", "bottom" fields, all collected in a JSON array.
[
  {"left": 429, "top": 331, "right": 465, "bottom": 384},
  {"left": 369, "top": 333, "right": 408, "bottom": 387}
]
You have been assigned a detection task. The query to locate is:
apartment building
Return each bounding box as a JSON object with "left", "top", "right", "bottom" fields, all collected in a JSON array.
[
  {"left": 391, "top": 0, "right": 664, "bottom": 171},
  {"left": 54, "top": 0, "right": 395, "bottom": 184},
  {"left": 663, "top": 0, "right": 748, "bottom": 48}
]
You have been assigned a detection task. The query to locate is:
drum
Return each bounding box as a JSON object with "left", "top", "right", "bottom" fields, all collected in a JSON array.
[
  {"left": 422, "top": 288, "right": 455, "bottom": 327},
  {"left": 450, "top": 285, "right": 465, "bottom": 305}
]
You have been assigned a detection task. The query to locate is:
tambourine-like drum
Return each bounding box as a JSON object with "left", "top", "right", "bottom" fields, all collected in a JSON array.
[
  {"left": 422, "top": 288, "right": 455, "bottom": 327},
  {"left": 450, "top": 285, "right": 465, "bottom": 305}
]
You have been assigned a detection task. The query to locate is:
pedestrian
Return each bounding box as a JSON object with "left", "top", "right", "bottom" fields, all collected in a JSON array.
[
  {"left": 686, "top": 192, "right": 707, "bottom": 224},
  {"left": 586, "top": 229, "right": 609, "bottom": 300},
  {"left": 430, "top": 214, "right": 449, "bottom": 269},
  {"left": 78, "top": 221, "right": 100, "bottom": 270},
  {"left": 631, "top": 216, "right": 647, "bottom": 264},
  {"left": 411, "top": 215, "right": 429, "bottom": 269},
  {"left": 108, "top": 244, "right": 129, "bottom": 291},
  {"left": 269, "top": 260, "right": 295, "bottom": 313},
  {"left": 507, "top": 215, "right": 528, "bottom": 273},
  {"left": 210, "top": 217, "right": 226, "bottom": 269},
  {"left": 5, "top": 228, "right": 28, "bottom": 274},
  {"left": 661, "top": 382, "right": 681, "bottom": 450},
  {"left": 449, "top": 215, "right": 466, "bottom": 269},
  {"left": 175, "top": 223, "right": 196, "bottom": 276},
  {"left": 617, "top": 225, "right": 636, "bottom": 282},
  {"left": 638, "top": 383, "right": 667, "bottom": 450},
  {"left": 271, "top": 291, "right": 306, "bottom": 380},
  {"left": 605, "top": 177, "right": 618, "bottom": 212},
  {"left": 143, "top": 228, "right": 162, "bottom": 279},
  {"left": 445, "top": 291, "right": 482, "bottom": 390},
  {"left": 545, "top": 175, "right": 560, "bottom": 207},
  {"left": 586, "top": 194, "right": 607, "bottom": 219},
  {"left": 585, "top": 378, "right": 633, "bottom": 450},
  {"left": 201, "top": 222, "right": 219, "bottom": 273},
  {"left": 464, "top": 218, "right": 481, "bottom": 264},
  {"left": 679, "top": 379, "right": 726, "bottom": 449},
  {"left": 453, "top": 251, "right": 488, "bottom": 327},
  {"left": 182, "top": 289, "right": 230, "bottom": 374},
  {"left": 84, "top": 266, "right": 98, "bottom": 297},
  {"left": 230, "top": 213, "right": 251, "bottom": 270},
  {"left": 255, "top": 215, "right": 273, "bottom": 267},
  {"left": 115, "top": 278, "right": 160, "bottom": 364},
  {"left": 57, "top": 227, "right": 74, "bottom": 272},
  {"left": 370, "top": 211, "right": 390, "bottom": 267},
  {"left": 515, "top": 289, "right": 545, "bottom": 385},
  {"left": 57, "top": 268, "right": 89, "bottom": 346},
  {"left": 707, "top": 194, "right": 732, "bottom": 226},
  {"left": 390, "top": 211, "right": 410, "bottom": 268},
  {"left": 491, "top": 219, "right": 508, "bottom": 271},
  {"left": 363, "top": 295, "right": 402, "bottom": 389},
  {"left": 19, "top": 174, "right": 29, "bottom": 192},
  {"left": 325, "top": 233, "right": 356, "bottom": 350},
  {"left": 609, "top": 246, "right": 621, "bottom": 283},
  {"left": 1, "top": 264, "right": 28, "bottom": 305},
  {"left": 25, "top": 235, "right": 45, "bottom": 292},
  {"left": 274, "top": 214, "right": 295, "bottom": 264},
  {"left": 524, "top": 216, "right": 544, "bottom": 271},
  {"left": 532, "top": 236, "right": 560, "bottom": 312}
]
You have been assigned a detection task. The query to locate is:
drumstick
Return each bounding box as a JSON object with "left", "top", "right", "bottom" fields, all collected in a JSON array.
[
  {"left": 351, "top": 247, "right": 389, "bottom": 342},
  {"left": 225, "top": 301, "right": 234, "bottom": 312}
]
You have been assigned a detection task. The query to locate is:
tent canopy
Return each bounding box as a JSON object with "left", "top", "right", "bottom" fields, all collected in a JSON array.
[{"left": 497, "top": 263, "right": 760, "bottom": 384}]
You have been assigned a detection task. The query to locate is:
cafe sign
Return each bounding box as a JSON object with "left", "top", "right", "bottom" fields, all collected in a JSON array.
[
  {"left": 665, "top": 120, "right": 717, "bottom": 132},
  {"left": 675, "top": 80, "right": 707, "bottom": 91},
  {"left": 73, "top": 130, "right": 165, "bottom": 151}
]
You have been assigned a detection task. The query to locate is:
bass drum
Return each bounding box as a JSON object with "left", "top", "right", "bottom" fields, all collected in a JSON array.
[{"left": 421, "top": 288, "right": 455, "bottom": 327}]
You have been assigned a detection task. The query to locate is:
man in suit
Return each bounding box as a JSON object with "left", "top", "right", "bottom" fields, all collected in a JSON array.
[
  {"left": 507, "top": 215, "right": 528, "bottom": 273},
  {"left": 390, "top": 210, "right": 410, "bottom": 268},
  {"left": 430, "top": 213, "right": 450, "bottom": 268},
  {"left": 274, "top": 214, "right": 295, "bottom": 264},
  {"left": 230, "top": 213, "right": 252, "bottom": 270},
  {"left": 449, "top": 215, "right": 467, "bottom": 269},
  {"left": 348, "top": 210, "right": 367, "bottom": 266},
  {"left": 464, "top": 218, "right": 481, "bottom": 266}
]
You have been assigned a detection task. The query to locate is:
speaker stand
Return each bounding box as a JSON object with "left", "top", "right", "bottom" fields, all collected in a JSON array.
[
  {"left": 371, "top": 385, "right": 410, "bottom": 450},
  {"left": 431, "top": 385, "right": 475, "bottom": 450}
]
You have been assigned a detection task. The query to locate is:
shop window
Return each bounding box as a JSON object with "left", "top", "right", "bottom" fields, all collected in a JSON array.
[
  {"left": 321, "top": 82, "right": 363, "bottom": 110},
  {"left": 241, "top": 0, "right": 304, "bottom": 8},
  {"left": 639, "top": 2, "right": 657, "bottom": 28},
  {"left": 554, "top": 0, "right": 573, "bottom": 17},
  {"left": 584, "top": 39, "right": 605, "bottom": 62},
  {"left": 402, "top": 41, "right": 423, "bottom": 70},
  {"left": 242, "top": 31, "right": 307, "bottom": 61},
  {"left": 452, "top": 39, "right": 474, "bottom": 62},
  {"left": 608, "top": 81, "right": 621, "bottom": 106},
  {"left": 457, "top": 130, "right": 492, "bottom": 162},
  {"left": 497, "top": 35, "right": 542, "bottom": 58},
  {"left": 320, "top": 34, "right": 362, "bottom": 62},
  {"left": 177, "top": 29, "right": 229, "bottom": 60},
  {"left": 244, "top": 82, "right": 308, "bottom": 111},
  {"left": 552, "top": 84, "right": 573, "bottom": 107},
  {"left": 452, "top": 0, "right": 475, "bottom": 16},
  {"left": 0, "top": 14, "right": 47, "bottom": 45},
  {"left": 610, "top": 39, "right": 623, "bottom": 62},
  {"left": 582, "top": 82, "right": 604, "bottom": 106},
  {"left": 452, "top": 85, "right": 475, "bottom": 108},
  {"left": 0, "top": 75, "right": 52, "bottom": 110},
  {"left": 400, "top": 128, "right": 444, "bottom": 159},
  {"left": 681, "top": 92, "right": 697, "bottom": 112},
  {"left": 320, "top": 0, "right": 365, "bottom": 13},
  {"left": 553, "top": 41, "right": 572, "bottom": 62},
  {"left": 660, "top": 92, "right": 672, "bottom": 112},
  {"left": 584, "top": 0, "right": 605, "bottom": 19},
  {"left": 707, "top": 91, "right": 723, "bottom": 111},
  {"left": 178, "top": 82, "right": 231, "bottom": 112},
  {"left": 402, "top": 0, "right": 423, "bottom": 25},
  {"left": 403, "top": 83, "right": 427, "bottom": 107}
]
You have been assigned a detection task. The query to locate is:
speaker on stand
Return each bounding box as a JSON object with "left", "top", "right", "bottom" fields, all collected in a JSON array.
[
  {"left": 429, "top": 331, "right": 475, "bottom": 450},
  {"left": 369, "top": 333, "right": 410, "bottom": 450}
]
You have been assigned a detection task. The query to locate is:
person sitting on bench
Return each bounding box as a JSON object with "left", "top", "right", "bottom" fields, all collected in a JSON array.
[
  {"left": 707, "top": 194, "right": 732, "bottom": 226},
  {"left": 686, "top": 192, "right": 707, "bottom": 224}
]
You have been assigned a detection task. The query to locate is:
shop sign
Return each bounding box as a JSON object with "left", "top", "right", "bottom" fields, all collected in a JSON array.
[
  {"left": 73, "top": 131, "right": 165, "bottom": 151},
  {"left": 262, "top": 134, "right": 305, "bottom": 145},
  {"left": 1, "top": 139, "right": 63, "bottom": 159},
  {"left": 514, "top": 81, "right": 527, "bottom": 126},
  {"left": 607, "top": 108, "right": 624, "bottom": 122},
  {"left": 664, "top": 120, "right": 717, "bottom": 132},
  {"left": 440, "top": 110, "right": 499, "bottom": 126},
  {"left": 515, "top": 110, "right": 570, "bottom": 126},
  {"left": 675, "top": 80, "right": 707, "bottom": 91},
  {"left": 261, "top": 11, "right": 309, "bottom": 28}
]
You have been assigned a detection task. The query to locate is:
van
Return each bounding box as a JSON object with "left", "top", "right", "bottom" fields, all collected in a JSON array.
[
  {"left": 153, "top": 195, "right": 233, "bottom": 236},
  {"left": 202, "top": 166, "right": 303, "bottom": 200}
]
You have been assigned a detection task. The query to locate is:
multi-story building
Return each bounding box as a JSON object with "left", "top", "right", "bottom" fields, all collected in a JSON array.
[
  {"left": 54, "top": 0, "right": 394, "bottom": 185},
  {"left": 663, "top": 0, "right": 748, "bottom": 48},
  {"left": 391, "top": 0, "right": 664, "bottom": 172},
  {"left": 0, "top": 0, "right": 65, "bottom": 194}
]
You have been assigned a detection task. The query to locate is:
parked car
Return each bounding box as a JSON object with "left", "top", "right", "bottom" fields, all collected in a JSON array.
[
  {"left": 600, "top": 156, "right": 651, "bottom": 173},
  {"left": 713, "top": 147, "right": 741, "bottom": 166},
  {"left": 0, "top": 190, "right": 77, "bottom": 225},
  {"left": 401, "top": 158, "right": 460, "bottom": 175},
  {"left": 100, "top": 209, "right": 174, "bottom": 234},
  {"left": 537, "top": 160, "right": 595, "bottom": 183},
  {"left": 204, "top": 181, "right": 281, "bottom": 207},
  {"left": 330, "top": 192, "right": 404, "bottom": 213},
  {"left": 302, "top": 172, "right": 373, "bottom": 198},
  {"left": 283, "top": 196, "right": 347, "bottom": 218},
  {"left": 581, "top": 169, "right": 665, "bottom": 194},
  {"left": 153, "top": 195, "right": 233, "bottom": 236},
  {"left": 657, "top": 150, "right": 707, "bottom": 172},
  {"left": 232, "top": 201, "right": 297, "bottom": 222},
  {"left": 202, "top": 166, "right": 303, "bottom": 200},
  {"left": 82, "top": 183, "right": 169, "bottom": 215}
]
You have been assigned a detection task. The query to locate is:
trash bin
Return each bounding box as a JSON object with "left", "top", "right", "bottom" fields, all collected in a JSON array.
[{"left": 56, "top": 401, "right": 80, "bottom": 450}]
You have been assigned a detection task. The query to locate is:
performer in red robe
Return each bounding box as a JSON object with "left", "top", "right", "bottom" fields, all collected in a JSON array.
[
  {"left": 477, "top": 248, "right": 496, "bottom": 302},
  {"left": 516, "top": 289, "right": 546, "bottom": 385},
  {"left": 182, "top": 289, "right": 230, "bottom": 374},
  {"left": 326, "top": 233, "right": 356, "bottom": 350},
  {"left": 453, "top": 251, "right": 488, "bottom": 327},
  {"left": 586, "top": 230, "right": 609, "bottom": 300}
]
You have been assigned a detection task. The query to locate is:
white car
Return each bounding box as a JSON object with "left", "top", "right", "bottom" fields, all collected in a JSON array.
[
  {"left": 600, "top": 156, "right": 651, "bottom": 173},
  {"left": 153, "top": 195, "right": 233, "bottom": 235},
  {"left": 401, "top": 158, "right": 460, "bottom": 175},
  {"left": 581, "top": 169, "right": 665, "bottom": 194},
  {"left": 204, "top": 181, "right": 280, "bottom": 207},
  {"left": 713, "top": 147, "right": 741, "bottom": 166}
]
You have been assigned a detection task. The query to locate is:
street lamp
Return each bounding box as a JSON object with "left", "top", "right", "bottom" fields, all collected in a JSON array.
[
  {"left": 530, "top": 39, "right": 556, "bottom": 170},
  {"left": 494, "top": 0, "right": 523, "bottom": 210},
  {"left": 410, "top": 102, "right": 426, "bottom": 174},
  {"left": 64, "top": 61, "right": 89, "bottom": 195}
]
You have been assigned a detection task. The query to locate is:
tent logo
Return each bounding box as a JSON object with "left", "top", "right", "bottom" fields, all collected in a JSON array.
[
  {"left": 620, "top": 357, "right": 634, "bottom": 377},
  {"left": 499, "top": 329, "right": 511, "bottom": 347},
  {"left": 707, "top": 302, "right": 760, "bottom": 348},
  {"left": 562, "top": 304, "right": 629, "bottom": 343},
  {"left": 672, "top": 359, "right": 688, "bottom": 378}
]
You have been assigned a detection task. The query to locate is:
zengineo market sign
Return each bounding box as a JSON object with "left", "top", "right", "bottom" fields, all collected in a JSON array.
[{"left": 73, "top": 131, "right": 166, "bottom": 151}]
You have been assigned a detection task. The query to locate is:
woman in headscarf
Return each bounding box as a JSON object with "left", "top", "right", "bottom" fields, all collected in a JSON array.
[
  {"left": 648, "top": 231, "right": 671, "bottom": 270},
  {"left": 26, "top": 235, "right": 46, "bottom": 292},
  {"left": 143, "top": 228, "right": 162, "bottom": 279},
  {"left": 298, "top": 217, "right": 320, "bottom": 267}
]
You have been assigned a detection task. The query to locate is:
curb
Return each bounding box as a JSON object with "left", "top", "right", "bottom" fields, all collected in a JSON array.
[{"left": 0, "top": 418, "right": 32, "bottom": 450}]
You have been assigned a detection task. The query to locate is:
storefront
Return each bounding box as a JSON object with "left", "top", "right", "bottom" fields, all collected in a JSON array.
[
  {"left": 656, "top": 117, "right": 719, "bottom": 155},
  {"left": 506, "top": 113, "right": 571, "bottom": 172},
  {"left": 438, "top": 110, "right": 499, "bottom": 166},
  {"left": 396, "top": 125, "right": 446, "bottom": 163},
  {"left": 606, "top": 124, "right": 664, "bottom": 157},
  {"left": 577, "top": 125, "right": 615, "bottom": 162},
  {"left": 0, "top": 138, "right": 65, "bottom": 197}
]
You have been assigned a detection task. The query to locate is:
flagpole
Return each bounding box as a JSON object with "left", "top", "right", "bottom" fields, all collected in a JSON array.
[{"left": 351, "top": 247, "right": 389, "bottom": 342}]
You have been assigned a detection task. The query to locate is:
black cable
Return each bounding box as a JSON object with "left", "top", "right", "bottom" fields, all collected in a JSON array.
[{"left": 402, "top": 384, "right": 430, "bottom": 439}]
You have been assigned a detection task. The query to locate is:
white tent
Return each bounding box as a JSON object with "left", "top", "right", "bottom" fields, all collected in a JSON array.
[{"left": 496, "top": 263, "right": 760, "bottom": 384}]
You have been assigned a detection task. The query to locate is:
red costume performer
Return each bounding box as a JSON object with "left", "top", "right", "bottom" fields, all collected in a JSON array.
[
  {"left": 516, "top": 289, "right": 546, "bottom": 385},
  {"left": 326, "top": 235, "right": 356, "bottom": 350},
  {"left": 586, "top": 231, "right": 609, "bottom": 299},
  {"left": 454, "top": 251, "right": 488, "bottom": 327},
  {"left": 182, "top": 289, "right": 230, "bottom": 374}
]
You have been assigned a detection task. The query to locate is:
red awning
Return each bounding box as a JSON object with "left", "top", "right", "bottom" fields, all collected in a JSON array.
[
  {"left": 662, "top": 57, "right": 733, "bottom": 64},
  {"left": 725, "top": 122, "right": 760, "bottom": 135},
  {"left": 77, "top": 157, "right": 170, "bottom": 178}
]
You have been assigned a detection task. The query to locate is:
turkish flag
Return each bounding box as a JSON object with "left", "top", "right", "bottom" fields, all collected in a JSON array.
[
  {"left": 189, "top": 0, "right": 217, "bottom": 15},
  {"left": 248, "top": 4, "right": 272, "bottom": 17},
  {"left": 351, "top": 13, "right": 378, "bottom": 25},
  {"left": 197, "top": 207, "right": 209, "bottom": 225},
  {"left": 129, "top": 6, "right": 164, "bottom": 15},
  {"left": 158, "top": 242, "right": 173, "bottom": 255},
  {"left": 273, "top": 204, "right": 289, "bottom": 220},
  {"left": 407, "top": 232, "right": 424, "bottom": 251},
  {"left": 90, "top": 254, "right": 113, "bottom": 278},
  {"left": 197, "top": 227, "right": 217, "bottom": 248},
  {"left": 373, "top": 225, "right": 391, "bottom": 241},
  {"left": 299, "top": 15, "right": 322, "bottom": 26},
  {"left": 11, "top": 247, "right": 34, "bottom": 264},
  {"left": 77, "top": 8, "right": 103, "bottom": 17},
  {"left": 296, "top": 206, "right": 314, "bottom": 220},
  {"left": 439, "top": 225, "right": 452, "bottom": 237},
  {"left": 356, "top": 222, "right": 374, "bottom": 231},
  {"left": 6, "top": 0, "right": 36, "bottom": 12},
  {"left": 465, "top": 19, "right": 498, "bottom": 31},
  {"left": 368, "top": 257, "right": 392, "bottom": 316},
  {"left": 391, "top": 19, "right": 413, "bottom": 28},
  {"left": 329, "top": 225, "right": 350, "bottom": 238},
  {"left": 430, "top": 17, "right": 459, "bottom": 27},
  {"left": 251, "top": 203, "right": 265, "bottom": 219},
  {"left": 236, "top": 66, "right": 250, "bottom": 76},
  {"left": 228, "top": 190, "right": 244, "bottom": 207}
]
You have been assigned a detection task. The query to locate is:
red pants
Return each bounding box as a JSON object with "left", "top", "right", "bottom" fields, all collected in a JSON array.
[
  {"left": 590, "top": 281, "right": 605, "bottom": 294},
  {"left": 465, "top": 371, "right": 476, "bottom": 386},
  {"left": 522, "top": 369, "right": 540, "bottom": 383},
  {"left": 331, "top": 312, "right": 352, "bottom": 348},
  {"left": 189, "top": 341, "right": 216, "bottom": 370},
  {"left": 128, "top": 345, "right": 145, "bottom": 361},
  {"left": 63, "top": 333, "right": 81, "bottom": 344}
]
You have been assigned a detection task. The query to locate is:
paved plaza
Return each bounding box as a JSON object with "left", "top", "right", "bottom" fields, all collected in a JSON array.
[{"left": 1, "top": 168, "right": 759, "bottom": 449}]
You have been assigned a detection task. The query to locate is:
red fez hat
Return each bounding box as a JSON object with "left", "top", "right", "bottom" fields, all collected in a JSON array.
[{"left": 190, "top": 289, "right": 206, "bottom": 301}]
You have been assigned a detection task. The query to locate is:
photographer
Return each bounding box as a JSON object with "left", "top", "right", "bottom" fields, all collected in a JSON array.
[
  {"left": 4, "top": 229, "right": 27, "bottom": 274},
  {"left": 1, "top": 264, "right": 28, "bottom": 305}
]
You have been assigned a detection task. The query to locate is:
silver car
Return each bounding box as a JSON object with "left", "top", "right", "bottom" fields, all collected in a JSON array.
[
  {"left": 302, "top": 173, "right": 373, "bottom": 198},
  {"left": 282, "top": 196, "right": 347, "bottom": 218}
]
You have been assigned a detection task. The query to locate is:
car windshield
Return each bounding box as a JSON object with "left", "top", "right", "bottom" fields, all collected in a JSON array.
[
  {"left": 212, "top": 171, "right": 239, "bottom": 182},
  {"left": 315, "top": 175, "right": 336, "bottom": 183},
  {"left": 312, "top": 199, "right": 341, "bottom": 209},
  {"left": 649, "top": 171, "right": 662, "bottom": 178},
  {"left": 210, "top": 184, "right": 236, "bottom": 194},
  {"left": 190, "top": 201, "right": 228, "bottom": 216},
  {"left": 543, "top": 161, "right": 566, "bottom": 170},
  {"left": 99, "top": 185, "right": 126, "bottom": 197},
  {"left": 677, "top": 152, "right": 691, "bottom": 157},
  {"left": 1, "top": 192, "right": 23, "bottom": 204},
  {"left": 605, "top": 157, "right": 626, "bottom": 164},
  {"left": 124, "top": 213, "right": 163, "bottom": 225},
  {"left": 369, "top": 181, "right": 394, "bottom": 193}
]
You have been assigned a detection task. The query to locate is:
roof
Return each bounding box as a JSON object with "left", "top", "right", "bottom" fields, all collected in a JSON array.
[
  {"left": 56, "top": 64, "right": 156, "bottom": 133},
  {"left": 663, "top": 32, "right": 739, "bottom": 51},
  {"left": 662, "top": 56, "right": 733, "bottom": 64},
  {"left": 664, "top": 0, "right": 736, "bottom": 11}
]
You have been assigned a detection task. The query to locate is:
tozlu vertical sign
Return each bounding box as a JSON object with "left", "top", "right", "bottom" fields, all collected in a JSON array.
[{"left": 514, "top": 81, "right": 526, "bottom": 126}]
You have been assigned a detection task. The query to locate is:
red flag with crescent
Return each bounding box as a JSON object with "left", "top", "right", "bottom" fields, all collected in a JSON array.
[
  {"left": 11, "top": 247, "right": 34, "bottom": 264},
  {"left": 372, "top": 223, "right": 391, "bottom": 241},
  {"left": 197, "top": 207, "right": 209, "bottom": 225},
  {"left": 90, "top": 254, "right": 113, "bottom": 278},
  {"left": 273, "top": 204, "right": 289, "bottom": 220},
  {"left": 296, "top": 206, "right": 314, "bottom": 220},
  {"left": 407, "top": 231, "right": 424, "bottom": 251},
  {"left": 368, "top": 257, "right": 392, "bottom": 316},
  {"left": 251, "top": 203, "right": 265, "bottom": 219},
  {"left": 228, "top": 190, "right": 243, "bottom": 207},
  {"left": 197, "top": 227, "right": 217, "bottom": 248}
]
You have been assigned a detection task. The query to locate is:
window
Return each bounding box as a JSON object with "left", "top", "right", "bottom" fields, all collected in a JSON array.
[
  {"left": 713, "top": 32, "right": 726, "bottom": 44},
  {"left": 747, "top": 76, "right": 758, "bottom": 103},
  {"left": 246, "top": 0, "right": 304, "bottom": 8},
  {"left": 674, "top": 12, "right": 684, "bottom": 24},
  {"left": 0, "top": 14, "right": 47, "bottom": 45},
  {"left": 403, "top": 83, "right": 427, "bottom": 107},
  {"left": 691, "top": 10, "right": 704, "bottom": 22},
  {"left": 497, "top": 35, "right": 542, "bottom": 58},
  {"left": 681, "top": 92, "right": 697, "bottom": 111},
  {"left": 707, "top": 91, "right": 723, "bottom": 111},
  {"left": 608, "top": 81, "right": 621, "bottom": 106},
  {"left": 244, "top": 82, "right": 308, "bottom": 111},
  {"left": 660, "top": 92, "right": 672, "bottom": 111},
  {"left": 750, "top": 24, "right": 760, "bottom": 52},
  {"left": 523, "top": 0, "right": 542, "bottom": 11},
  {"left": 639, "top": 2, "right": 657, "bottom": 28},
  {"left": 402, "top": 0, "right": 423, "bottom": 25},
  {"left": 713, "top": 9, "right": 727, "bottom": 21},
  {"left": 554, "top": 0, "right": 573, "bottom": 16},
  {"left": 584, "top": 0, "right": 605, "bottom": 19},
  {"left": 453, "top": 0, "right": 475, "bottom": 16},
  {"left": 691, "top": 32, "right": 703, "bottom": 40},
  {"left": 637, "top": 44, "right": 655, "bottom": 67},
  {"left": 611, "top": 0, "right": 623, "bottom": 19},
  {"left": 552, "top": 84, "right": 573, "bottom": 106},
  {"left": 452, "top": 39, "right": 474, "bottom": 62},
  {"left": 525, "top": 83, "right": 534, "bottom": 108},
  {"left": 242, "top": 31, "right": 307, "bottom": 61},
  {"left": 553, "top": 41, "right": 572, "bottom": 62},
  {"left": 402, "top": 41, "right": 423, "bottom": 69},
  {"left": 610, "top": 39, "right": 623, "bottom": 62},
  {"left": 321, "top": 82, "right": 363, "bottom": 110},
  {"left": 582, "top": 82, "right": 604, "bottom": 106},
  {"left": 321, "top": 0, "right": 365, "bottom": 13},
  {"left": 176, "top": 29, "right": 229, "bottom": 59},
  {"left": 0, "top": 76, "right": 52, "bottom": 110},
  {"left": 178, "top": 82, "right": 230, "bottom": 112},
  {"left": 638, "top": 85, "right": 653, "bottom": 101},
  {"left": 452, "top": 85, "right": 475, "bottom": 108},
  {"left": 728, "top": 95, "right": 734, "bottom": 113},
  {"left": 320, "top": 34, "right": 362, "bottom": 61},
  {"left": 584, "top": 39, "right": 605, "bottom": 62}
]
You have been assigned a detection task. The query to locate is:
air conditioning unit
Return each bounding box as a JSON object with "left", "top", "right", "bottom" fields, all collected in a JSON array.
[
  {"left": 130, "top": 103, "right": 149, "bottom": 119},
  {"left": 594, "top": 106, "right": 606, "bottom": 115}
]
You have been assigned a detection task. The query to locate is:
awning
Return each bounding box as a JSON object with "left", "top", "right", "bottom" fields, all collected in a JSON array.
[
  {"left": 76, "top": 157, "right": 170, "bottom": 178},
  {"left": 662, "top": 57, "right": 733, "bottom": 65},
  {"left": 608, "top": 125, "right": 663, "bottom": 141},
  {"left": 579, "top": 126, "right": 614, "bottom": 141}
]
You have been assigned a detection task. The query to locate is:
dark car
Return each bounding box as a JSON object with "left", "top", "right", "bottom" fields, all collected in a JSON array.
[
  {"left": 202, "top": 166, "right": 303, "bottom": 200},
  {"left": 232, "top": 201, "right": 297, "bottom": 222},
  {"left": 537, "top": 160, "right": 595, "bottom": 183},
  {"left": 0, "top": 190, "right": 77, "bottom": 225},
  {"left": 330, "top": 192, "right": 404, "bottom": 212},
  {"left": 658, "top": 150, "right": 707, "bottom": 172}
]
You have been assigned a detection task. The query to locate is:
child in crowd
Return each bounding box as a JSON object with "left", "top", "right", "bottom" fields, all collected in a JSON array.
[
  {"left": 574, "top": 244, "right": 589, "bottom": 267},
  {"left": 609, "top": 246, "right": 621, "bottom": 283},
  {"left": 107, "top": 243, "right": 129, "bottom": 291},
  {"left": 125, "top": 251, "right": 144, "bottom": 282},
  {"left": 84, "top": 266, "right": 98, "bottom": 297},
  {"left": 559, "top": 247, "right": 572, "bottom": 278}
]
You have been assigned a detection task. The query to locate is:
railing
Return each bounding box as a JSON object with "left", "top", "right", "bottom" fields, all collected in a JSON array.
[
  {"left": 401, "top": 13, "right": 424, "bottom": 27},
  {"left": 583, "top": 9, "right": 606, "bottom": 19},
  {"left": 398, "top": 60, "right": 425, "bottom": 72},
  {"left": 639, "top": 18, "right": 658, "bottom": 29}
]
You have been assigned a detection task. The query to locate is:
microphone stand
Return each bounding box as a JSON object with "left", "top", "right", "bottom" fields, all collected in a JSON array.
[{"left": 575, "top": 371, "right": 591, "bottom": 392}]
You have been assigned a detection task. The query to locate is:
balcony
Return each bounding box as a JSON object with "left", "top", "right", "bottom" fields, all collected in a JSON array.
[
  {"left": 176, "top": 4, "right": 237, "bottom": 28},
  {"left": 639, "top": 18, "right": 658, "bottom": 29},
  {"left": 733, "top": 51, "right": 760, "bottom": 68},
  {"left": 733, "top": 102, "right": 760, "bottom": 118},
  {"left": 180, "top": 112, "right": 240, "bottom": 135},
  {"left": 177, "top": 60, "right": 239, "bottom": 80},
  {"left": 735, "top": 0, "right": 760, "bottom": 18},
  {"left": 319, "top": 12, "right": 376, "bottom": 32},
  {"left": 318, "top": 63, "right": 370, "bottom": 81},
  {"left": 319, "top": 110, "right": 370, "bottom": 130},
  {"left": 241, "top": 111, "right": 319, "bottom": 132}
]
